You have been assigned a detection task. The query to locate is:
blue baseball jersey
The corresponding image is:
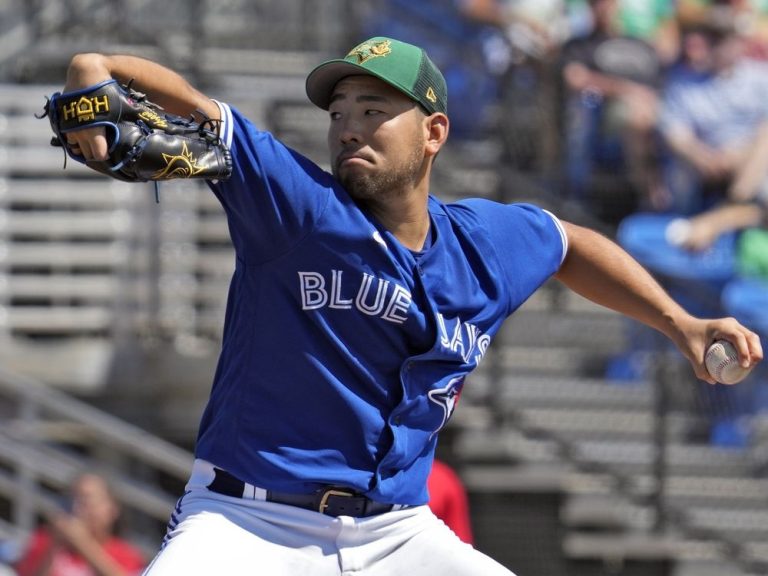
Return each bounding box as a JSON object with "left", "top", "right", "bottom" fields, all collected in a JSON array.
[{"left": 195, "top": 102, "right": 568, "bottom": 504}]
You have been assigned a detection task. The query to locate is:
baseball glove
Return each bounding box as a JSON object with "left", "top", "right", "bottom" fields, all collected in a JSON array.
[{"left": 41, "top": 79, "right": 232, "bottom": 182}]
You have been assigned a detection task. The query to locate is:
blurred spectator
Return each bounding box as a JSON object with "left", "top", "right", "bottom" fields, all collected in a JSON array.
[
  {"left": 559, "top": 0, "right": 665, "bottom": 221},
  {"left": 427, "top": 459, "right": 474, "bottom": 545},
  {"left": 500, "top": 0, "right": 569, "bottom": 62},
  {"left": 658, "top": 19, "right": 768, "bottom": 215},
  {"left": 677, "top": 0, "right": 768, "bottom": 60},
  {"left": 665, "top": 23, "right": 719, "bottom": 86},
  {"left": 14, "top": 473, "right": 145, "bottom": 576},
  {"left": 565, "top": 1, "right": 680, "bottom": 63},
  {"left": 655, "top": 23, "right": 727, "bottom": 211}
]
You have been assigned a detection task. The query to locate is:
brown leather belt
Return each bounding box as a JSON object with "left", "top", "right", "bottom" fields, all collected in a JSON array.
[{"left": 207, "top": 467, "right": 399, "bottom": 518}]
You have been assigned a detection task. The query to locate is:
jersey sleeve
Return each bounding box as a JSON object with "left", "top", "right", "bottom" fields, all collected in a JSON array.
[
  {"left": 206, "top": 100, "right": 336, "bottom": 262},
  {"left": 452, "top": 199, "right": 567, "bottom": 310}
]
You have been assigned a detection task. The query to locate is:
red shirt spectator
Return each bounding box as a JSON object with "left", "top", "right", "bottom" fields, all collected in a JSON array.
[
  {"left": 427, "top": 459, "right": 474, "bottom": 545},
  {"left": 15, "top": 529, "right": 145, "bottom": 576},
  {"left": 15, "top": 473, "right": 146, "bottom": 576}
]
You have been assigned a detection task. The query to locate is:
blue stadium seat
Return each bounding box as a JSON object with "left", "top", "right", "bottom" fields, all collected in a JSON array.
[
  {"left": 722, "top": 278, "right": 768, "bottom": 338},
  {"left": 617, "top": 212, "right": 737, "bottom": 317},
  {"left": 617, "top": 212, "right": 737, "bottom": 283}
]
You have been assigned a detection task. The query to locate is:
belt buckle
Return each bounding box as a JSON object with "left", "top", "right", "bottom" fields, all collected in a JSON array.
[{"left": 317, "top": 487, "right": 356, "bottom": 514}]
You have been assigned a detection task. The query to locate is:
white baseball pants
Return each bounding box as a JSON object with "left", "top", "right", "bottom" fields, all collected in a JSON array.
[{"left": 142, "top": 460, "right": 516, "bottom": 576}]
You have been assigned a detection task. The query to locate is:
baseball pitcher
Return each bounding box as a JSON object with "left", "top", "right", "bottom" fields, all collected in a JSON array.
[{"left": 48, "top": 37, "right": 763, "bottom": 575}]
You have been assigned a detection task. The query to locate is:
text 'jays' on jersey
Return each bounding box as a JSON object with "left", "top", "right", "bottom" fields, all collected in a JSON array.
[{"left": 196, "top": 101, "right": 568, "bottom": 505}]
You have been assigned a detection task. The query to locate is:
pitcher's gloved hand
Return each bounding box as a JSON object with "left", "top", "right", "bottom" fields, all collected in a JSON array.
[{"left": 41, "top": 79, "right": 232, "bottom": 182}]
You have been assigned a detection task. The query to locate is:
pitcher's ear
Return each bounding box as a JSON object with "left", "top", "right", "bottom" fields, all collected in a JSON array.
[{"left": 426, "top": 112, "right": 449, "bottom": 156}]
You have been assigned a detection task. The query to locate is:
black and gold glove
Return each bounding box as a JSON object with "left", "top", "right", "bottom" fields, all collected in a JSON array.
[{"left": 41, "top": 79, "right": 232, "bottom": 182}]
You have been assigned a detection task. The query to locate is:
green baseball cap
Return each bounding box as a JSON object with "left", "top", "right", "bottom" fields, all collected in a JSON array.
[{"left": 305, "top": 37, "right": 448, "bottom": 116}]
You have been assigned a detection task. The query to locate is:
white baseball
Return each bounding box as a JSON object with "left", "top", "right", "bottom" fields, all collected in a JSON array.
[{"left": 704, "top": 340, "right": 752, "bottom": 385}]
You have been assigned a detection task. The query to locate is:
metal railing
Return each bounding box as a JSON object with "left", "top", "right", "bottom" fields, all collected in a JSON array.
[{"left": 0, "top": 363, "right": 194, "bottom": 553}]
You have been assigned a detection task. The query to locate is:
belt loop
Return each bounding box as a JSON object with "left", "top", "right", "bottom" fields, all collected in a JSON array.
[
  {"left": 244, "top": 484, "right": 267, "bottom": 500},
  {"left": 208, "top": 467, "right": 247, "bottom": 498}
]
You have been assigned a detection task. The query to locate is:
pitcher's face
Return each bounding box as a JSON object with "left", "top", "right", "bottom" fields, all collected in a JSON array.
[{"left": 327, "top": 75, "right": 427, "bottom": 202}]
